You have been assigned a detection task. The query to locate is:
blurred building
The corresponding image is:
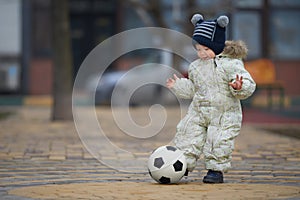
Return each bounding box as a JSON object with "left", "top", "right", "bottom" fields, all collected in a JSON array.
[
  {"left": 0, "top": 0, "right": 22, "bottom": 94},
  {"left": 0, "top": 0, "right": 299, "bottom": 103}
]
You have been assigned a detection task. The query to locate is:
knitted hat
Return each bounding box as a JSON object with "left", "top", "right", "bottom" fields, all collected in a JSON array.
[{"left": 191, "top": 14, "right": 229, "bottom": 55}]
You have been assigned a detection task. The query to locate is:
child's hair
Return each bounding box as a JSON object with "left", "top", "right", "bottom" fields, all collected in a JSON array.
[{"left": 222, "top": 40, "right": 248, "bottom": 59}]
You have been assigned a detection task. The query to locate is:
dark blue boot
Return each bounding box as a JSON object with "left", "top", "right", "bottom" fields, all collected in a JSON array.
[{"left": 203, "top": 170, "right": 224, "bottom": 183}]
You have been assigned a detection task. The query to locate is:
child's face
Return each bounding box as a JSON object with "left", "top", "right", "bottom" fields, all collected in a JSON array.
[{"left": 195, "top": 44, "right": 216, "bottom": 60}]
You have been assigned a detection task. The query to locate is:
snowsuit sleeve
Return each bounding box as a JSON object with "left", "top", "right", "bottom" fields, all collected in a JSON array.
[
  {"left": 171, "top": 65, "right": 195, "bottom": 99},
  {"left": 172, "top": 78, "right": 195, "bottom": 99},
  {"left": 225, "top": 59, "right": 256, "bottom": 100}
]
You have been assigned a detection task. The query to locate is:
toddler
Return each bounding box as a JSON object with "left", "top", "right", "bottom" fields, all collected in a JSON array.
[{"left": 166, "top": 14, "right": 256, "bottom": 183}]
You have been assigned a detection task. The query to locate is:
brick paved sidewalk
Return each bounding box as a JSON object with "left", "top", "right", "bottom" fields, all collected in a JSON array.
[{"left": 0, "top": 106, "right": 299, "bottom": 199}]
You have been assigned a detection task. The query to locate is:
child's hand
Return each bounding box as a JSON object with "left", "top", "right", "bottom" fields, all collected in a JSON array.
[
  {"left": 229, "top": 74, "right": 243, "bottom": 90},
  {"left": 166, "top": 74, "right": 179, "bottom": 89}
]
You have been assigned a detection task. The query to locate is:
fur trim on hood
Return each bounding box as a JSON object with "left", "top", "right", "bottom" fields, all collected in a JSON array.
[{"left": 222, "top": 40, "right": 248, "bottom": 59}]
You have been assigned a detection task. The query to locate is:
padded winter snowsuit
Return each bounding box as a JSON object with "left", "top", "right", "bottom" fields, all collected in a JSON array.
[{"left": 172, "top": 45, "right": 256, "bottom": 172}]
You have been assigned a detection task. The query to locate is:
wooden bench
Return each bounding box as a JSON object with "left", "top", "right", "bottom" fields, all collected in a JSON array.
[{"left": 244, "top": 59, "right": 285, "bottom": 109}]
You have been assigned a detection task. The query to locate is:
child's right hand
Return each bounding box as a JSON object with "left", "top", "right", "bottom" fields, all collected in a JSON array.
[{"left": 166, "top": 74, "right": 179, "bottom": 89}]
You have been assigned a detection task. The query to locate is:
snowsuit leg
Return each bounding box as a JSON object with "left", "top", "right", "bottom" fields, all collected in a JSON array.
[
  {"left": 174, "top": 105, "right": 242, "bottom": 172},
  {"left": 174, "top": 105, "right": 207, "bottom": 172},
  {"left": 203, "top": 106, "right": 242, "bottom": 172}
]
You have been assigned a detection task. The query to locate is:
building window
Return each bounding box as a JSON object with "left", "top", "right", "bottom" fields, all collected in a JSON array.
[
  {"left": 269, "top": 10, "right": 300, "bottom": 59},
  {"left": 233, "top": 0, "right": 263, "bottom": 8},
  {"left": 232, "top": 11, "right": 262, "bottom": 59},
  {"left": 31, "top": 0, "right": 52, "bottom": 57},
  {"left": 0, "top": 0, "right": 21, "bottom": 55},
  {"left": 270, "top": 0, "right": 300, "bottom": 7}
]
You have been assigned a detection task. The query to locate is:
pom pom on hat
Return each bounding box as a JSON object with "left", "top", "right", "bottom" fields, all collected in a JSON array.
[
  {"left": 217, "top": 16, "right": 229, "bottom": 28},
  {"left": 191, "top": 14, "right": 203, "bottom": 26}
]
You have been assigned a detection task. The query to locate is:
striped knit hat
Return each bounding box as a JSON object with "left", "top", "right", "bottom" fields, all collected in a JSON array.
[{"left": 191, "top": 14, "right": 229, "bottom": 55}]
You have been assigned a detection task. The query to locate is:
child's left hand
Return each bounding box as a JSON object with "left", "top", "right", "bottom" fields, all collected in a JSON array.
[{"left": 229, "top": 74, "right": 243, "bottom": 90}]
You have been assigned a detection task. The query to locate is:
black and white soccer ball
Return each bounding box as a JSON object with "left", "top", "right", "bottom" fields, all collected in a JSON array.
[{"left": 148, "top": 145, "right": 187, "bottom": 184}]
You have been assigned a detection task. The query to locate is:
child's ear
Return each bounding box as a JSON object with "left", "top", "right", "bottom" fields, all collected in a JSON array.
[
  {"left": 217, "top": 16, "right": 229, "bottom": 28},
  {"left": 191, "top": 14, "right": 203, "bottom": 26}
]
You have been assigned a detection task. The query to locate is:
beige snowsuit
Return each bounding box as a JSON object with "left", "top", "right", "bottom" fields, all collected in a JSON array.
[{"left": 172, "top": 41, "right": 256, "bottom": 172}]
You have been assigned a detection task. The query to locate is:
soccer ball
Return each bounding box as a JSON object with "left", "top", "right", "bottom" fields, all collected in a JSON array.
[{"left": 147, "top": 145, "right": 187, "bottom": 184}]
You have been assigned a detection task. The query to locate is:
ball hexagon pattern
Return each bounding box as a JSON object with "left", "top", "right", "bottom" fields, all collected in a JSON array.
[
  {"left": 154, "top": 157, "right": 164, "bottom": 169},
  {"left": 173, "top": 160, "right": 184, "bottom": 172},
  {"left": 148, "top": 145, "right": 187, "bottom": 184}
]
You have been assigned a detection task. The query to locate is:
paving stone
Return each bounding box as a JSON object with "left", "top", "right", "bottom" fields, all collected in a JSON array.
[
  {"left": 0, "top": 106, "right": 299, "bottom": 199},
  {"left": 48, "top": 155, "right": 66, "bottom": 161},
  {"left": 7, "top": 182, "right": 300, "bottom": 200},
  {"left": 287, "top": 157, "right": 300, "bottom": 162}
]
